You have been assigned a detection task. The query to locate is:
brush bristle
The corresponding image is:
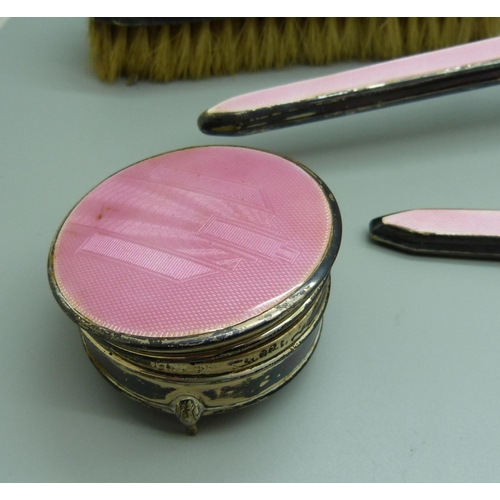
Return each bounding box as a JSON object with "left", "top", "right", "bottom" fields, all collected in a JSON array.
[{"left": 88, "top": 17, "right": 500, "bottom": 83}]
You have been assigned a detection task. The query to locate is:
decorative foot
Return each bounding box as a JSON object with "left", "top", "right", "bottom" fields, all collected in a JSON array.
[
  {"left": 185, "top": 424, "right": 198, "bottom": 436},
  {"left": 173, "top": 396, "right": 204, "bottom": 436}
]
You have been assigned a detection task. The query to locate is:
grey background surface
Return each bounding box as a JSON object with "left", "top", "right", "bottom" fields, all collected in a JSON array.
[{"left": 1, "top": 18, "right": 500, "bottom": 482}]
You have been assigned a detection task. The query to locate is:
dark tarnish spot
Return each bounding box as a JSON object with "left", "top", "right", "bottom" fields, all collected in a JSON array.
[
  {"left": 97, "top": 206, "right": 113, "bottom": 220},
  {"left": 203, "top": 389, "right": 219, "bottom": 401},
  {"left": 202, "top": 330, "right": 319, "bottom": 402}
]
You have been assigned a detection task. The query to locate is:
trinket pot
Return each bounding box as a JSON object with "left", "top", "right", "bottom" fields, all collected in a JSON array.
[{"left": 48, "top": 146, "right": 341, "bottom": 434}]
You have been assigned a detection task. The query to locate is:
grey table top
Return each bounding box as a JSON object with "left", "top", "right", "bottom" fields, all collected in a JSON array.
[{"left": 1, "top": 18, "right": 500, "bottom": 482}]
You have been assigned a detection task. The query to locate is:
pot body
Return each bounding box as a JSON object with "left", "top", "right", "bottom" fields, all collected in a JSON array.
[{"left": 80, "top": 276, "right": 329, "bottom": 431}]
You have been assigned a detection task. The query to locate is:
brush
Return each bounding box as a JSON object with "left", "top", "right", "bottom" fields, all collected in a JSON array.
[
  {"left": 198, "top": 36, "right": 500, "bottom": 135},
  {"left": 89, "top": 17, "right": 500, "bottom": 84}
]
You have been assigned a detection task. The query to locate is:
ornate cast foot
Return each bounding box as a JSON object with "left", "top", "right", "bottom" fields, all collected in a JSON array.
[{"left": 173, "top": 396, "right": 204, "bottom": 435}]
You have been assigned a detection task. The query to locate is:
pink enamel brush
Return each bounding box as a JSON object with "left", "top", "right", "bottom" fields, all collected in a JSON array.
[
  {"left": 198, "top": 37, "right": 500, "bottom": 136},
  {"left": 369, "top": 209, "right": 500, "bottom": 259}
]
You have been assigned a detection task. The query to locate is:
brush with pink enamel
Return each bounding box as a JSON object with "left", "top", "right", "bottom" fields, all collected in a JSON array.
[
  {"left": 369, "top": 209, "right": 500, "bottom": 259},
  {"left": 198, "top": 37, "right": 500, "bottom": 136}
]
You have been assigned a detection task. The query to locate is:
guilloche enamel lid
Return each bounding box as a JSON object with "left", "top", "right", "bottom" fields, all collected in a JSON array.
[{"left": 48, "top": 146, "right": 341, "bottom": 348}]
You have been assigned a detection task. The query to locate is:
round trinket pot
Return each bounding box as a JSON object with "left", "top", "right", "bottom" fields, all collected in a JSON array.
[{"left": 48, "top": 146, "right": 341, "bottom": 434}]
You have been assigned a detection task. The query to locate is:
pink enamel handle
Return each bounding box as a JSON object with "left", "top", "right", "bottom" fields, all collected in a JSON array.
[
  {"left": 199, "top": 37, "right": 500, "bottom": 135},
  {"left": 370, "top": 209, "right": 500, "bottom": 259}
]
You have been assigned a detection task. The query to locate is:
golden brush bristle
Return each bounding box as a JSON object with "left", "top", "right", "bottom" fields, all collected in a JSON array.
[{"left": 89, "top": 18, "right": 500, "bottom": 83}]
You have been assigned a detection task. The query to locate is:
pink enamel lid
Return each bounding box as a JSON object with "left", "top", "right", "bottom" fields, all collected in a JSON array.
[{"left": 49, "top": 146, "right": 340, "bottom": 345}]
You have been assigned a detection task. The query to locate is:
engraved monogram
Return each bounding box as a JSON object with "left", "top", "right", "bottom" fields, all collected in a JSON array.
[{"left": 75, "top": 165, "right": 301, "bottom": 282}]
